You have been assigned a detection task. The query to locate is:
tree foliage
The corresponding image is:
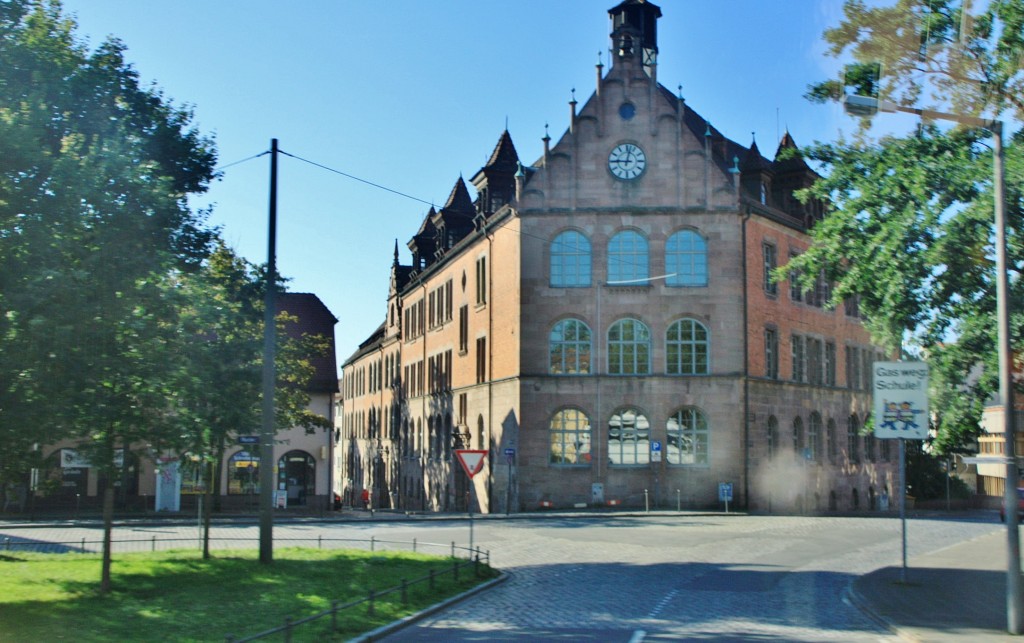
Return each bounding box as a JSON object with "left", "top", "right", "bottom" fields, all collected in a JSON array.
[{"left": 790, "top": 0, "right": 1024, "bottom": 453}]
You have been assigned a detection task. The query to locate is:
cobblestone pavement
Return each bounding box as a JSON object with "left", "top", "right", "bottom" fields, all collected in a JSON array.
[{"left": 0, "top": 512, "right": 1002, "bottom": 641}]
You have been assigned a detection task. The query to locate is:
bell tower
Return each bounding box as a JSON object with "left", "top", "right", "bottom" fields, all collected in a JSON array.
[{"left": 609, "top": 0, "right": 661, "bottom": 74}]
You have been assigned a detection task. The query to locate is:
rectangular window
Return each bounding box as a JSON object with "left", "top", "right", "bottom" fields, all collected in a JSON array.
[
  {"left": 459, "top": 305, "right": 469, "bottom": 353},
  {"left": 476, "top": 336, "right": 487, "bottom": 383},
  {"left": 807, "top": 337, "right": 822, "bottom": 386},
  {"left": 458, "top": 393, "right": 467, "bottom": 427},
  {"left": 476, "top": 256, "right": 487, "bottom": 305},
  {"left": 762, "top": 243, "right": 778, "bottom": 296},
  {"left": 788, "top": 253, "right": 803, "bottom": 303},
  {"left": 825, "top": 341, "right": 836, "bottom": 387},
  {"left": 791, "top": 334, "right": 806, "bottom": 383},
  {"left": 764, "top": 328, "right": 778, "bottom": 379}
]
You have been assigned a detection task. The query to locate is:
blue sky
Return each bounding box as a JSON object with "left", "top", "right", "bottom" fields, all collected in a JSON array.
[{"left": 60, "top": 0, "right": 858, "bottom": 366}]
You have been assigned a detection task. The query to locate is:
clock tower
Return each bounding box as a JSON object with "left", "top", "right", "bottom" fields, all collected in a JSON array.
[{"left": 609, "top": 0, "right": 661, "bottom": 72}]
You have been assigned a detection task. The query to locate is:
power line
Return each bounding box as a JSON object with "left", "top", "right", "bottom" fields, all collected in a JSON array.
[
  {"left": 214, "top": 150, "right": 269, "bottom": 174},
  {"left": 279, "top": 149, "right": 434, "bottom": 207}
]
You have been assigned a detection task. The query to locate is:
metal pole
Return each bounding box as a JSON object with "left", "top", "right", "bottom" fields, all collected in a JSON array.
[
  {"left": 259, "top": 138, "right": 279, "bottom": 564},
  {"left": 993, "top": 123, "right": 1021, "bottom": 634},
  {"left": 899, "top": 438, "right": 907, "bottom": 584}
]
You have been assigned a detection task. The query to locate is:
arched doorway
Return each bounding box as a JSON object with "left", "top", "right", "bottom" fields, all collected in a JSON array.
[{"left": 278, "top": 451, "right": 315, "bottom": 506}]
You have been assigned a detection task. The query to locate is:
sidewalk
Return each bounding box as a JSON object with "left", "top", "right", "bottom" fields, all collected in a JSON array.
[{"left": 850, "top": 529, "right": 1020, "bottom": 642}]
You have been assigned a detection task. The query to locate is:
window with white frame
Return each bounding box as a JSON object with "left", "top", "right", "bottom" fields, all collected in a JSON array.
[
  {"left": 608, "top": 407, "right": 650, "bottom": 465},
  {"left": 608, "top": 230, "right": 649, "bottom": 283},
  {"left": 666, "top": 407, "right": 709, "bottom": 465}
]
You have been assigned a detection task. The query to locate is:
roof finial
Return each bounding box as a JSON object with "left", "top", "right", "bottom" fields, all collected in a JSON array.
[
  {"left": 597, "top": 51, "right": 603, "bottom": 67},
  {"left": 570, "top": 87, "right": 577, "bottom": 104},
  {"left": 705, "top": 120, "right": 712, "bottom": 137}
]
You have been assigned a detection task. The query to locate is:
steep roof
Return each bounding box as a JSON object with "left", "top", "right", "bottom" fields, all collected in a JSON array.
[
  {"left": 277, "top": 292, "right": 338, "bottom": 393},
  {"left": 773, "top": 131, "right": 811, "bottom": 173}
]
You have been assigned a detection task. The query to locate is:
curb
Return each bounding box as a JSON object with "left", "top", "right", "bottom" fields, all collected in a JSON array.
[
  {"left": 350, "top": 571, "right": 510, "bottom": 642},
  {"left": 843, "top": 580, "right": 915, "bottom": 642}
]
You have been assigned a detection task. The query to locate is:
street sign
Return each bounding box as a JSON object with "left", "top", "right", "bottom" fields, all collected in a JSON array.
[
  {"left": 455, "top": 449, "right": 488, "bottom": 478},
  {"left": 718, "top": 482, "right": 733, "bottom": 502},
  {"left": 872, "top": 361, "right": 929, "bottom": 440},
  {"left": 651, "top": 440, "right": 662, "bottom": 463},
  {"left": 238, "top": 435, "right": 260, "bottom": 444}
]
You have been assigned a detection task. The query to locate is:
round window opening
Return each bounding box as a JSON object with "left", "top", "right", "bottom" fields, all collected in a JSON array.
[{"left": 619, "top": 103, "right": 636, "bottom": 120}]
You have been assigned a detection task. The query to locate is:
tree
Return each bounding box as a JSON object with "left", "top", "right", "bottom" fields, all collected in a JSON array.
[
  {"left": 0, "top": 0, "right": 216, "bottom": 591},
  {"left": 789, "top": 0, "right": 1024, "bottom": 452},
  {"left": 175, "top": 244, "right": 332, "bottom": 558}
]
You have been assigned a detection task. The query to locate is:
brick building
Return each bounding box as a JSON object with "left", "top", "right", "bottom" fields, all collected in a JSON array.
[{"left": 339, "top": 0, "right": 895, "bottom": 514}]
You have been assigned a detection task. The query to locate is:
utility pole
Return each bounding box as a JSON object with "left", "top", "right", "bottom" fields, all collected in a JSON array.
[{"left": 259, "top": 138, "right": 279, "bottom": 564}]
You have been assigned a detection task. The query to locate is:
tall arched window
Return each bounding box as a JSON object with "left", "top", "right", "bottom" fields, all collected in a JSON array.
[
  {"left": 608, "top": 230, "right": 649, "bottom": 283},
  {"left": 608, "top": 318, "right": 651, "bottom": 375},
  {"left": 666, "top": 230, "right": 708, "bottom": 286},
  {"left": 667, "top": 407, "right": 709, "bottom": 465},
  {"left": 808, "top": 412, "right": 823, "bottom": 463},
  {"left": 766, "top": 415, "right": 779, "bottom": 461},
  {"left": 608, "top": 407, "right": 650, "bottom": 465},
  {"left": 550, "top": 408, "right": 591, "bottom": 465},
  {"left": 550, "top": 230, "right": 591, "bottom": 287},
  {"left": 549, "top": 319, "right": 592, "bottom": 374},
  {"left": 827, "top": 418, "right": 838, "bottom": 464},
  {"left": 667, "top": 318, "right": 709, "bottom": 374},
  {"left": 793, "top": 416, "right": 805, "bottom": 457},
  {"left": 848, "top": 415, "right": 861, "bottom": 464}
]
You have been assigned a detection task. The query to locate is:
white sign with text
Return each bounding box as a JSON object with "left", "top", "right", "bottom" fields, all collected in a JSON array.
[{"left": 872, "top": 361, "right": 929, "bottom": 440}]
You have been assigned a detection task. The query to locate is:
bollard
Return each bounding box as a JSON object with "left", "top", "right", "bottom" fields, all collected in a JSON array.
[
  {"left": 451, "top": 541, "right": 455, "bottom": 559},
  {"left": 152, "top": 536, "right": 156, "bottom": 552},
  {"left": 371, "top": 536, "right": 376, "bottom": 552},
  {"left": 367, "top": 589, "right": 376, "bottom": 617},
  {"left": 644, "top": 488, "right": 649, "bottom": 512},
  {"left": 330, "top": 600, "right": 339, "bottom": 632},
  {"left": 3, "top": 537, "right": 9, "bottom": 551},
  {"left": 318, "top": 535, "right": 322, "bottom": 550},
  {"left": 413, "top": 537, "right": 417, "bottom": 552},
  {"left": 677, "top": 489, "right": 681, "bottom": 512},
  {"left": 81, "top": 538, "right": 86, "bottom": 552}
]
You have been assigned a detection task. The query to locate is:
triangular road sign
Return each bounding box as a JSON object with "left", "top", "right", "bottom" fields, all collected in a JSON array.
[{"left": 455, "top": 449, "right": 488, "bottom": 478}]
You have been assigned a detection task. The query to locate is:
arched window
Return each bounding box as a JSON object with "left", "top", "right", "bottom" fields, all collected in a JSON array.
[
  {"left": 848, "top": 415, "right": 861, "bottom": 464},
  {"left": 666, "top": 318, "right": 709, "bottom": 374},
  {"left": 549, "top": 319, "right": 592, "bottom": 374},
  {"left": 550, "top": 408, "right": 591, "bottom": 465},
  {"left": 608, "top": 230, "right": 649, "bottom": 283},
  {"left": 766, "top": 415, "right": 779, "bottom": 461},
  {"left": 793, "top": 416, "right": 805, "bottom": 457},
  {"left": 808, "top": 412, "right": 823, "bottom": 463},
  {"left": 608, "top": 407, "right": 650, "bottom": 465},
  {"left": 666, "top": 230, "right": 708, "bottom": 287},
  {"left": 608, "top": 318, "right": 651, "bottom": 375},
  {"left": 550, "top": 230, "right": 592, "bottom": 287},
  {"left": 667, "top": 407, "right": 709, "bottom": 465},
  {"left": 827, "top": 418, "right": 838, "bottom": 464}
]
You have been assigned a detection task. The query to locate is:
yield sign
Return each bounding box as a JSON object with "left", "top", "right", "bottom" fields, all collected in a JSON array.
[{"left": 455, "top": 449, "right": 488, "bottom": 478}]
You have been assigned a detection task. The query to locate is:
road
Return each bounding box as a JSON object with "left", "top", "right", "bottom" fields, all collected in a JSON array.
[{"left": 0, "top": 512, "right": 1001, "bottom": 641}]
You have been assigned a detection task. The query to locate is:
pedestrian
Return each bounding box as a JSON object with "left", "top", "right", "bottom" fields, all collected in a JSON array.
[{"left": 360, "top": 488, "right": 370, "bottom": 510}]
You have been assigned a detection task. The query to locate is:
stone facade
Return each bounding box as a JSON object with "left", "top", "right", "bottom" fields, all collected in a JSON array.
[{"left": 339, "top": 0, "right": 897, "bottom": 514}]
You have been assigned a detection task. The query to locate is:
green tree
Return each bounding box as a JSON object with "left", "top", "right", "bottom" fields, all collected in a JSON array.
[
  {"left": 0, "top": 0, "right": 216, "bottom": 591},
  {"left": 175, "top": 244, "right": 331, "bottom": 558},
  {"left": 789, "top": 0, "right": 1024, "bottom": 453}
]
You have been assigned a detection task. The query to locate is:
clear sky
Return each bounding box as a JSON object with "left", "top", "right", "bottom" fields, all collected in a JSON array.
[{"left": 59, "top": 0, "right": 858, "bottom": 368}]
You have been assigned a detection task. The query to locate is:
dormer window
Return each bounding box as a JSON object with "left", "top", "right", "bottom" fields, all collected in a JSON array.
[{"left": 760, "top": 182, "right": 767, "bottom": 205}]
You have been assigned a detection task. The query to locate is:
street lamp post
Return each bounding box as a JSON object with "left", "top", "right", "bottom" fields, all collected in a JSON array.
[{"left": 845, "top": 96, "right": 1019, "bottom": 633}]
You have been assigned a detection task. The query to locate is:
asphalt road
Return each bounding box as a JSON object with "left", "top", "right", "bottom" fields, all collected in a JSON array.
[{"left": 0, "top": 512, "right": 1001, "bottom": 641}]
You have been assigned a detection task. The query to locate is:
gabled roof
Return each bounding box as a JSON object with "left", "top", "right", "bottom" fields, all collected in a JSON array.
[
  {"left": 434, "top": 177, "right": 476, "bottom": 225},
  {"left": 741, "top": 138, "right": 773, "bottom": 174},
  {"left": 773, "top": 131, "right": 810, "bottom": 173},
  {"left": 483, "top": 130, "right": 519, "bottom": 175}
]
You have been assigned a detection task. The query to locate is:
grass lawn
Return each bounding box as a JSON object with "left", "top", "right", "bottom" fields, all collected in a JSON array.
[{"left": 0, "top": 547, "right": 498, "bottom": 642}]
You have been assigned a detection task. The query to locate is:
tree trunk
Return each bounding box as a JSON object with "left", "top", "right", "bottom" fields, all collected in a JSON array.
[
  {"left": 100, "top": 484, "right": 115, "bottom": 593},
  {"left": 202, "top": 460, "right": 213, "bottom": 559}
]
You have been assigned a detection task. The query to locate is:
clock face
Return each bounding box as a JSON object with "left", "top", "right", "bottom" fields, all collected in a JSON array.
[{"left": 608, "top": 143, "right": 646, "bottom": 180}]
